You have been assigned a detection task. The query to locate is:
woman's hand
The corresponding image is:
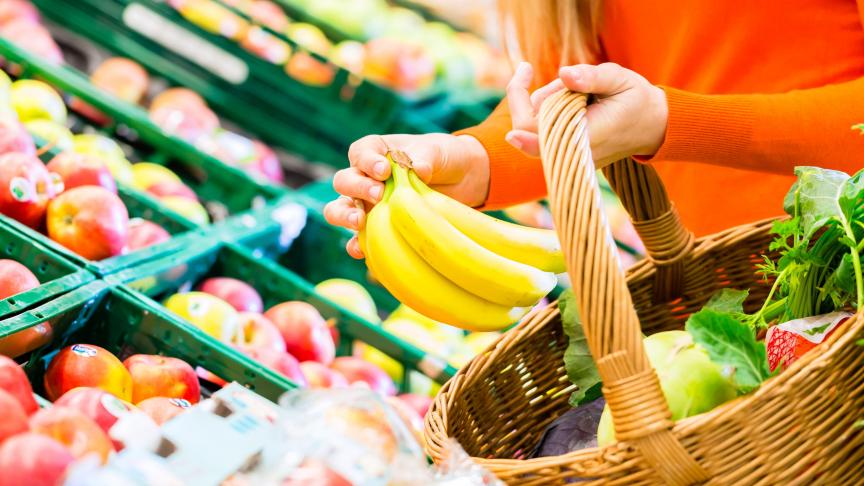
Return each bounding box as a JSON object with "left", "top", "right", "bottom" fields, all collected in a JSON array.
[
  {"left": 505, "top": 62, "right": 669, "bottom": 166},
  {"left": 324, "top": 133, "right": 490, "bottom": 258}
]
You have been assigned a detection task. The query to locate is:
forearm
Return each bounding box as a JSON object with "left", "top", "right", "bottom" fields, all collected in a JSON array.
[
  {"left": 455, "top": 98, "right": 547, "bottom": 209},
  {"left": 650, "top": 78, "right": 864, "bottom": 174}
]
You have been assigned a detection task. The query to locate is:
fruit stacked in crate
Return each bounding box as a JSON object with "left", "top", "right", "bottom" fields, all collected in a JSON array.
[
  {"left": 0, "top": 73, "right": 209, "bottom": 261},
  {"left": 170, "top": 0, "right": 510, "bottom": 94}
]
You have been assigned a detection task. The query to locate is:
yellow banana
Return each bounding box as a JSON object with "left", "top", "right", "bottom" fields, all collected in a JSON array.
[
  {"left": 409, "top": 171, "right": 566, "bottom": 273},
  {"left": 359, "top": 178, "right": 528, "bottom": 331},
  {"left": 388, "top": 162, "right": 556, "bottom": 307}
]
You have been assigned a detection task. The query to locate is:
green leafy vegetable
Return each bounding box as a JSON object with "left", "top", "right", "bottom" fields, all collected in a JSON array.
[
  {"left": 704, "top": 288, "right": 749, "bottom": 314},
  {"left": 686, "top": 309, "right": 772, "bottom": 393},
  {"left": 558, "top": 289, "right": 602, "bottom": 406}
]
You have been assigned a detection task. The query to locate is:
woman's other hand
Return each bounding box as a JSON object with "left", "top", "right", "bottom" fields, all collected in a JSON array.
[
  {"left": 505, "top": 62, "right": 668, "bottom": 166},
  {"left": 324, "top": 133, "right": 490, "bottom": 258}
]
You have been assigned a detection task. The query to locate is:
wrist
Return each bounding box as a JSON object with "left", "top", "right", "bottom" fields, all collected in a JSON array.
[
  {"left": 455, "top": 135, "right": 490, "bottom": 207},
  {"left": 637, "top": 85, "right": 669, "bottom": 156}
]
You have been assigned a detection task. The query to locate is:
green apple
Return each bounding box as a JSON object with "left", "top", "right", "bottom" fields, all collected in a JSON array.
[
  {"left": 596, "top": 330, "right": 737, "bottom": 446},
  {"left": 160, "top": 196, "right": 209, "bottom": 225},
  {"left": 314, "top": 278, "right": 379, "bottom": 323},
  {"left": 23, "top": 120, "right": 73, "bottom": 151},
  {"left": 10, "top": 79, "right": 67, "bottom": 124},
  {"left": 164, "top": 292, "right": 239, "bottom": 343},
  {"left": 71, "top": 134, "right": 133, "bottom": 184}
]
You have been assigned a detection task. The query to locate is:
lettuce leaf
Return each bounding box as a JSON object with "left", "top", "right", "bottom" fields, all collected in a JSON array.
[{"left": 558, "top": 289, "right": 602, "bottom": 406}]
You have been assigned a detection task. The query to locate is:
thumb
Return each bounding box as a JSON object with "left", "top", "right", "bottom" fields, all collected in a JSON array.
[{"left": 558, "top": 63, "right": 631, "bottom": 97}]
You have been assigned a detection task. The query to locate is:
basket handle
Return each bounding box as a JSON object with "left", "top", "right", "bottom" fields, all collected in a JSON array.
[
  {"left": 602, "top": 159, "right": 694, "bottom": 300},
  {"left": 538, "top": 91, "right": 709, "bottom": 485}
]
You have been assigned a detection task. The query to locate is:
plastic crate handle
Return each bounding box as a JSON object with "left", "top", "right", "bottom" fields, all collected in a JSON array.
[{"left": 537, "top": 91, "right": 708, "bottom": 485}]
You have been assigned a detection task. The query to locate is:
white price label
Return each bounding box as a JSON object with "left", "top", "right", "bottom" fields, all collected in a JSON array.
[{"left": 123, "top": 3, "right": 249, "bottom": 84}]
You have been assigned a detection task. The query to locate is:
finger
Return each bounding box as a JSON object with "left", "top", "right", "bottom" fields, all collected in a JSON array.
[
  {"left": 323, "top": 197, "right": 365, "bottom": 231},
  {"left": 506, "top": 62, "right": 536, "bottom": 132},
  {"left": 505, "top": 129, "right": 540, "bottom": 157},
  {"left": 410, "top": 142, "right": 465, "bottom": 186},
  {"left": 347, "top": 135, "right": 391, "bottom": 181},
  {"left": 333, "top": 167, "right": 385, "bottom": 203},
  {"left": 530, "top": 79, "right": 565, "bottom": 111},
  {"left": 346, "top": 235, "right": 364, "bottom": 259},
  {"left": 559, "top": 63, "right": 631, "bottom": 97}
]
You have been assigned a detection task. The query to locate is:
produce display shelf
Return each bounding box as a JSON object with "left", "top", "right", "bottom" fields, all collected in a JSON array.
[
  {"left": 268, "top": 0, "right": 503, "bottom": 131},
  {"left": 0, "top": 38, "right": 285, "bottom": 276},
  {"left": 0, "top": 221, "right": 93, "bottom": 322},
  {"left": 105, "top": 238, "right": 457, "bottom": 389},
  {"left": 32, "top": 0, "right": 450, "bottom": 169},
  {"left": 1, "top": 280, "right": 294, "bottom": 402}
]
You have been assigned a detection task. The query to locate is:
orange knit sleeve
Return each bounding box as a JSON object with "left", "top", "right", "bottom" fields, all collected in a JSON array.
[
  {"left": 648, "top": 78, "right": 864, "bottom": 174},
  {"left": 454, "top": 98, "right": 546, "bottom": 209}
]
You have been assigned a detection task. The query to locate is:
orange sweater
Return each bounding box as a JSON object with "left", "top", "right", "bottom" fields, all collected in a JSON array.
[{"left": 459, "top": 0, "right": 864, "bottom": 236}]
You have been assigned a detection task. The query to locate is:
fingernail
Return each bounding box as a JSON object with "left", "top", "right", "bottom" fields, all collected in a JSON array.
[
  {"left": 369, "top": 184, "right": 383, "bottom": 201},
  {"left": 373, "top": 161, "right": 388, "bottom": 177},
  {"left": 348, "top": 211, "right": 360, "bottom": 229},
  {"left": 506, "top": 133, "right": 522, "bottom": 149}
]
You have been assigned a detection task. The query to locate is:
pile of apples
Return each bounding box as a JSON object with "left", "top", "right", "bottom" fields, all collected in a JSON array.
[
  {"left": 0, "top": 75, "right": 213, "bottom": 259},
  {"left": 160, "top": 275, "right": 433, "bottom": 436},
  {"left": 75, "top": 54, "right": 285, "bottom": 185},
  {"left": 0, "top": 0, "right": 63, "bottom": 66},
  {"left": 0, "top": 346, "right": 200, "bottom": 485}
]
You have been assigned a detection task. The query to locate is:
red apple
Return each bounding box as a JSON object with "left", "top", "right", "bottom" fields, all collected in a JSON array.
[
  {"left": 146, "top": 180, "right": 198, "bottom": 201},
  {"left": 0, "top": 19, "right": 63, "bottom": 65},
  {"left": 0, "top": 119, "right": 35, "bottom": 156},
  {"left": 250, "top": 140, "right": 284, "bottom": 183},
  {"left": 299, "top": 361, "right": 348, "bottom": 389},
  {"left": 247, "top": 0, "right": 289, "bottom": 31},
  {"left": 0, "top": 259, "right": 39, "bottom": 300},
  {"left": 92, "top": 58, "right": 149, "bottom": 104},
  {"left": 149, "top": 89, "right": 219, "bottom": 142},
  {"left": 44, "top": 344, "right": 133, "bottom": 402},
  {"left": 123, "top": 354, "right": 200, "bottom": 404},
  {"left": 0, "top": 0, "right": 40, "bottom": 27},
  {"left": 0, "top": 389, "right": 28, "bottom": 445},
  {"left": 330, "top": 357, "right": 396, "bottom": 396},
  {"left": 46, "top": 186, "right": 129, "bottom": 260},
  {"left": 240, "top": 347, "right": 306, "bottom": 386},
  {"left": 265, "top": 302, "right": 335, "bottom": 364},
  {"left": 396, "top": 393, "right": 432, "bottom": 418},
  {"left": 136, "top": 396, "right": 192, "bottom": 425},
  {"left": 29, "top": 406, "right": 114, "bottom": 462},
  {"left": 125, "top": 218, "right": 171, "bottom": 251},
  {"left": 0, "top": 152, "right": 62, "bottom": 228},
  {"left": 0, "top": 355, "right": 38, "bottom": 414},
  {"left": 46, "top": 151, "right": 117, "bottom": 193},
  {"left": 235, "top": 312, "right": 286, "bottom": 353},
  {"left": 198, "top": 277, "right": 263, "bottom": 313},
  {"left": 54, "top": 387, "right": 136, "bottom": 447},
  {"left": 0, "top": 433, "right": 75, "bottom": 486},
  {"left": 362, "top": 38, "right": 435, "bottom": 92}
]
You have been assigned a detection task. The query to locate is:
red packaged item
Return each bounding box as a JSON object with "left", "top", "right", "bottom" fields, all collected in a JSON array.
[{"left": 766, "top": 311, "right": 851, "bottom": 371}]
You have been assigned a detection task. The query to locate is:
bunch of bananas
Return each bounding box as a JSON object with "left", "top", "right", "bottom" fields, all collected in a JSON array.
[{"left": 359, "top": 150, "right": 565, "bottom": 331}]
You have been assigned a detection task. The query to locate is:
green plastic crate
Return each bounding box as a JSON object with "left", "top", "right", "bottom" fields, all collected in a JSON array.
[
  {"left": 0, "top": 39, "right": 283, "bottom": 276},
  {"left": 0, "top": 280, "right": 295, "bottom": 402},
  {"left": 105, "top": 239, "right": 457, "bottom": 390},
  {"left": 32, "top": 0, "right": 450, "bottom": 169},
  {"left": 0, "top": 222, "right": 93, "bottom": 320}
]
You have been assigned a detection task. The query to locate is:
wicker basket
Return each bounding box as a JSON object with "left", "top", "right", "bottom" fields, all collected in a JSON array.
[{"left": 424, "top": 91, "right": 864, "bottom": 484}]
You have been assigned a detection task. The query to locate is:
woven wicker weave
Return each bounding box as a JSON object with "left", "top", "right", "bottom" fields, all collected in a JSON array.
[{"left": 424, "top": 91, "right": 864, "bottom": 484}]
